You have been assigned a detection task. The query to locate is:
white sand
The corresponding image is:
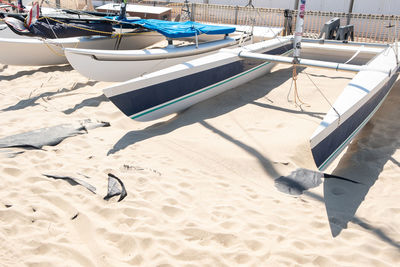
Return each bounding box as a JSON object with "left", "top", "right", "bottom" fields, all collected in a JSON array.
[{"left": 0, "top": 62, "right": 399, "bottom": 266}]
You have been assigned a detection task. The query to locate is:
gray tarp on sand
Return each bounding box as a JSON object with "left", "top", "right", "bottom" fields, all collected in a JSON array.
[{"left": 0, "top": 119, "right": 110, "bottom": 149}]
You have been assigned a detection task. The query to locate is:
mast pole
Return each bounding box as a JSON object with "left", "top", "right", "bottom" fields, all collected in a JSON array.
[
  {"left": 293, "top": 0, "right": 306, "bottom": 64},
  {"left": 118, "top": 0, "right": 127, "bottom": 20}
]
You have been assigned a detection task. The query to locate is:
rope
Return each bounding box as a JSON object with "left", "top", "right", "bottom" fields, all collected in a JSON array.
[
  {"left": 39, "top": 16, "right": 155, "bottom": 37},
  {"left": 291, "top": 65, "right": 309, "bottom": 107},
  {"left": 40, "top": 16, "right": 115, "bottom": 36},
  {"left": 44, "top": 16, "right": 60, "bottom": 40},
  {"left": 303, "top": 70, "right": 341, "bottom": 120},
  {"left": 288, "top": 66, "right": 341, "bottom": 123},
  {"left": 42, "top": 41, "right": 65, "bottom": 57}
]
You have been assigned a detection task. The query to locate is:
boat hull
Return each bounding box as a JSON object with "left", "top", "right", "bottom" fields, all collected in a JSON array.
[
  {"left": 0, "top": 31, "right": 163, "bottom": 66},
  {"left": 310, "top": 45, "right": 400, "bottom": 170},
  {"left": 103, "top": 38, "right": 292, "bottom": 121},
  {"left": 65, "top": 36, "right": 249, "bottom": 82}
]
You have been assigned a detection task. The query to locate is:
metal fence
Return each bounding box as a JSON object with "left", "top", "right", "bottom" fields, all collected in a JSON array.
[
  {"left": 45, "top": 0, "right": 400, "bottom": 43},
  {"left": 136, "top": 1, "right": 400, "bottom": 43}
]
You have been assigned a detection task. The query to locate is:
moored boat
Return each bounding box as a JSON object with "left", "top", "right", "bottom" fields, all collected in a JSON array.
[
  {"left": 102, "top": 37, "right": 293, "bottom": 121},
  {"left": 0, "top": 3, "right": 164, "bottom": 66},
  {"left": 64, "top": 19, "right": 270, "bottom": 82}
]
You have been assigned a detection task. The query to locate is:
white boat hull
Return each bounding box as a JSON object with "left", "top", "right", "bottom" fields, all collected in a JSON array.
[
  {"left": 0, "top": 31, "right": 164, "bottom": 66},
  {"left": 310, "top": 43, "right": 400, "bottom": 170},
  {"left": 103, "top": 37, "right": 292, "bottom": 121},
  {"left": 65, "top": 24, "right": 283, "bottom": 82},
  {"left": 65, "top": 35, "right": 249, "bottom": 82}
]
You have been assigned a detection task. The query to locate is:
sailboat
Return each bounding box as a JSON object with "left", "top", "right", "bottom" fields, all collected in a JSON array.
[
  {"left": 63, "top": 18, "right": 259, "bottom": 82},
  {"left": 63, "top": 0, "right": 284, "bottom": 82},
  {"left": 0, "top": 2, "right": 164, "bottom": 66}
]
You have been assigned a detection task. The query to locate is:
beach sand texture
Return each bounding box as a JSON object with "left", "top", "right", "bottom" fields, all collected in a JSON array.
[{"left": 0, "top": 62, "right": 399, "bottom": 266}]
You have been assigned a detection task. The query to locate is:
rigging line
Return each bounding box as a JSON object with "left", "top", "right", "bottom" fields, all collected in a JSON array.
[
  {"left": 41, "top": 16, "right": 69, "bottom": 55},
  {"left": 37, "top": 0, "right": 98, "bottom": 17},
  {"left": 303, "top": 70, "right": 341, "bottom": 120},
  {"left": 344, "top": 45, "right": 363, "bottom": 64},
  {"left": 286, "top": 70, "right": 294, "bottom": 102},
  {"left": 291, "top": 65, "right": 309, "bottom": 107},
  {"left": 246, "top": 5, "right": 293, "bottom": 54},
  {"left": 44, "top": 16, "right": 60, "bottom": 40},
  {"left": 43, "top": 16, "right": 151, "bottom": 37}
]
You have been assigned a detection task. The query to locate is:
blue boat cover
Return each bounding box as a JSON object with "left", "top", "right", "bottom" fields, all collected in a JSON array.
[{"left": 106, "top": 17, "right": 236, "bottom": 38}]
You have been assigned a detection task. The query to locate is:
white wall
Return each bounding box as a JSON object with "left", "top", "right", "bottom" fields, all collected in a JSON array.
[
  {"left": 306, "top": 0, "right": 350, "bottom": 13},
  {"left": 353, "top": 0, "right": 400, "bottom": 15},
  {"left": 159, "top": 0, "right": 400, "bottom": 15}
]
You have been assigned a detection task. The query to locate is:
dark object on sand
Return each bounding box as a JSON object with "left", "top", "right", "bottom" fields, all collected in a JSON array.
[
  {"left": 0, "top": 119, "right": 110, "bottom": 149},
  {"left": 104, "top": 173, "right": 127, "bottom": 202},
  {"left": 71, "top": 213, "right": 79, "bottom": 220},
  {"left": 275, "top": 168, "right": 360, "bottom": 195},
  {"left": 275, "top": 168, "right": 323, "bottom": 195},
  {"left": 42, "top": 173, "right": 97, "bottom": 194}
]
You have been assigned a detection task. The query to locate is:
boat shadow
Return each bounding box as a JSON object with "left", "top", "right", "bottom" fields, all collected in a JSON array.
[
  {"left": 323, "top": 81, "right": 400, "bottom": 241},
  {"left": 62, "top": 94, "right": 109, "bottom": 115},
  {"left": 0, "top": 64, "right": 73, "bottom": 81},
  {"left": 107, "top": 66, "right": 305, "bottom": 178},
  {"left": 107, "top": 66, "right": 297, "bottom": 149},
  {"left": 251, "top": 101, "right": 325, "bottom": 120},
  {"left": 107, "top": 65, "right": 400, "bottom": 248},
  {"left": 108, "top": 66, "right": 326, "bottom": 170},
  {"left": 1, "top": 80, "right": 98, "bottom": 112},
  {"left": 304, "top": 72, "right": 353, "bottom": 80}
]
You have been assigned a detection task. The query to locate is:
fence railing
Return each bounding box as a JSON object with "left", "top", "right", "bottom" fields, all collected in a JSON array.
[
  {"left": 136, "top": 1, "right": 400, "bottom": 44},
  {"left": 43, "top": 0, "right": 400, "bottom": 44}
]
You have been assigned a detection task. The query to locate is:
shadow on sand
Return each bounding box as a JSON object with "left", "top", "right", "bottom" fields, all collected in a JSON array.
[
  {"left": 62, "top": 94, "right": 109, "bottom": 115},
  {"left": 0, "top": 64, "right": 73, "bottom": 81},
  {"left": 107, "top": 66, "right": 324, "bottom": 178},
  {"left": 322, "top": 81, "right": 400, "bottom": 247},
  {"left": 107, "top": 64, "right": 400, "bottom": 248},
  {"left": 1, "top": 80, "right": 98, "bottom": 112}
]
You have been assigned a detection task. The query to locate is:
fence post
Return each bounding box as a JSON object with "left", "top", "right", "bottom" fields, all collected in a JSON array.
[
  {"left": 234, "top": 5, "right": 239, "bottom": 25},
  {"left": 283, "top": 9, "right": 293, "bottom": 35},
  {"left": 191, "top": 3, "right": 195, "bottom": 21},
  {"left": 347, "top": 0, "right": 355, "bottom": 25}
]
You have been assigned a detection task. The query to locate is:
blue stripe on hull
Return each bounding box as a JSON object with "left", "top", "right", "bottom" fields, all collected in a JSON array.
[
  {"left": 108, "top": 44, "right": 292, "bottom": 117},
  {"left": 312, "top": 71, "right": 399, "bottom": 170}
]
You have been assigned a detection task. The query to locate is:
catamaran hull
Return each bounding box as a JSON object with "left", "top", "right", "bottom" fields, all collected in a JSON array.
[
  {"left": 64, "top": 36, "right": 249, "bottom": 82},
  {"left": 103, "top": 38, "right": 292, "bottom": 121},
  {"left": 0, "top": 31, "right": 163, "bottom": 66},
  {"left": 310, "top": 45, "right": 400, "bottom": 170}
]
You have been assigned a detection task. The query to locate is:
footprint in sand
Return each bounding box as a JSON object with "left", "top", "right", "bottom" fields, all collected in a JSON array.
[{"left": 162, "top": 205, "right": 183, "bottom": 217}]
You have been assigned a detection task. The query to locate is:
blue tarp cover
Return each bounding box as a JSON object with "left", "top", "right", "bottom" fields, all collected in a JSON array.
[{"left": 107, "top": 17, "right": 236, "bottom": 38}]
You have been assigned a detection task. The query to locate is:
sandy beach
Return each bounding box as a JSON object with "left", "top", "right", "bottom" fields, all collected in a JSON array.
[{"left": 0, "top": 61, "right": 399, "bottom": 266}]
